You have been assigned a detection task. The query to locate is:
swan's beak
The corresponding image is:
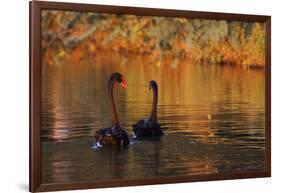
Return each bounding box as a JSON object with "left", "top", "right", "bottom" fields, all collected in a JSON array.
[{"left": 120, "top": 78, "right": 127, "bottom": 88}]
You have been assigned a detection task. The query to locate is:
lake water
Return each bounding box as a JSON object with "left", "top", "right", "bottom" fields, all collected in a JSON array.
[{"left": 41, "top": 52, "right": 265, "bottom": 184}]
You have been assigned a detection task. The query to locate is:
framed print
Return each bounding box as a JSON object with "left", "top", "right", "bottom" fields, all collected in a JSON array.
[{"left": 30, "top": 1, "right": 271, "bottom": 192}]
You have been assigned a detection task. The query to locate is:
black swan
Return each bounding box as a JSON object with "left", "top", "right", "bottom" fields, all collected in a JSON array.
[
  {"left": 132, "top": 80, "right": 163, "bottom": 138},
  {"left": 94, "top": 72, "right": 130, "bottom": 146}
]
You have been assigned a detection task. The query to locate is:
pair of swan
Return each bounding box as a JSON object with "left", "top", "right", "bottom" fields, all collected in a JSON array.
[{"left": 94, "top": 72, "right": 163, "bottom": 147}]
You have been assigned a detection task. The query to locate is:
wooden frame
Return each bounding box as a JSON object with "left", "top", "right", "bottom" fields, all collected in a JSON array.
[{"left": 30, "top": 1, "right": 271, "bottom": 192}]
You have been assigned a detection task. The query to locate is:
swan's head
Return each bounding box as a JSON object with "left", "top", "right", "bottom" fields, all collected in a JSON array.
[
  {"left": 148, "top": 80, "right": 157, "bottom": 91},
  {"left": 112, "top": 72, "right": 127, "bottom": 88}
]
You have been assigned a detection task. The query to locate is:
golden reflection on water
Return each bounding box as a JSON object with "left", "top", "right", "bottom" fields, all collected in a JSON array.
[
  {"left": 41, "top": 52, "right": 265, "bottom": 183},
  {"left": 42, "top": 51, "right": 264, "bottom": 143},
  {"left": 43, "top": 53, "right": 264, "bottom": 142}
]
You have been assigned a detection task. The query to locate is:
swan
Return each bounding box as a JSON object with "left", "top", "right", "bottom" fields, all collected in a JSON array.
[
  {"left": 132, "top": 80, "right": 163, "bottom": 138},
  {"left": 94, "top": 72, "right": 130, "bottom": 146}
]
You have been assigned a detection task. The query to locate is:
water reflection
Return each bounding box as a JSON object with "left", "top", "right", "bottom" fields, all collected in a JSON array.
[{"left": 41, "top": 52, "right": 265, "bottom": 183}]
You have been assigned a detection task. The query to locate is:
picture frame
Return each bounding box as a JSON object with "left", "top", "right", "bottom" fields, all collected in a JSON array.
[{"left": 30, "top": 1, "right": 271, "bottom": 192}]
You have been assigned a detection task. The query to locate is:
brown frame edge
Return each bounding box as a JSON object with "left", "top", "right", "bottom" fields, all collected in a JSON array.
[
  {"left": 30, "top": 1, "right": 42, "bottom": 192},
  {"left": 29, "top": 1, "right": 271, "bottom": 192}
]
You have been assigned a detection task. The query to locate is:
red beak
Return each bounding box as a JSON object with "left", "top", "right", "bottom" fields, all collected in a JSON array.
[{"left": 120, "top": 78, "right": 127, "bottom": 88}]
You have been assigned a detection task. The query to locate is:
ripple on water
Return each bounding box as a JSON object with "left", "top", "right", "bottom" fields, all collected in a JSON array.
[{"left": 41, "top": 60, "right": 265, "bottom": 183}]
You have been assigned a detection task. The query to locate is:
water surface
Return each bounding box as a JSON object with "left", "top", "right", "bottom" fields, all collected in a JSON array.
[{"left": 41, "top": 53, "right": 265, "bottom": 184}]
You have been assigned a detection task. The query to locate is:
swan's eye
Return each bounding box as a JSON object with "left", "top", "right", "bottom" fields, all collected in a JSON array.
[{"left": 120, "top": 78, "right": 127, "bottom": 88}]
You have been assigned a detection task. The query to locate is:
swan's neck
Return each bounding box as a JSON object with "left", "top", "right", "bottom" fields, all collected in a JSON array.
[
  {"left": 108, "top": 79, "right": 120, "bottom": 129},
  {"left": 150, "top": 85, "right": 158, "bottom": 121}
]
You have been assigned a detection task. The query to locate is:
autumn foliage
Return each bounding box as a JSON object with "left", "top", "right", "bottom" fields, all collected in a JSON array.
[{"left": 42, "top": 10, "right": 265, "bottom": 69}]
